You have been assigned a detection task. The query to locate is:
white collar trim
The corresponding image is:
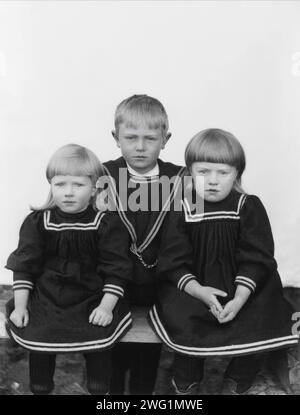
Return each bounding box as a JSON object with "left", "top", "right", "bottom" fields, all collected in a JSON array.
[{"left": 126, "top": 163, "right": 159, "bottom": 177}]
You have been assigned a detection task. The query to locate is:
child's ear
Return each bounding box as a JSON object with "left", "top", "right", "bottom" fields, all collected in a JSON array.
[
  {"left": 112, "top": 130, "right": 120, "bottom": 148},
  {"left": 162, "top": 132, "right": 171, "bottom": 149}
]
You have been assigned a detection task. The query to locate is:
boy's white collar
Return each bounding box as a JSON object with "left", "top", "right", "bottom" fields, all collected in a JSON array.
[{"left": 126, "top": 163, "right": 159, "bottom": 177}]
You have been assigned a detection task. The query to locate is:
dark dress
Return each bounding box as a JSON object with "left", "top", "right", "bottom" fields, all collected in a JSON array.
[
  {"left": 5, "top": 206, "right": 132, "bottom": 353},
  {"left": 149, "top": 190, "right": 299, "bottom": 357}
]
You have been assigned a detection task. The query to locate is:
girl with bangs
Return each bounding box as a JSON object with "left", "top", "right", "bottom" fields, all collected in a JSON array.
[
  {"left": 149, "top": 129, "right": 298, "bottom": 395},
  {"left": 5, "top": 144, "right": 132, "bottom": 395}
]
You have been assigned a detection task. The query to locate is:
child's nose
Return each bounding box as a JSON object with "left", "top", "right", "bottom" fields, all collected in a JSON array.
[
  {"left": 136, "top": 138, "right": 146, "bottom": 151},
  {"left": 208, "top": 173, "right": 218, "bottom": 185},
  {"left": 65, "top": 185, "right": 74, "bottom": 196}
]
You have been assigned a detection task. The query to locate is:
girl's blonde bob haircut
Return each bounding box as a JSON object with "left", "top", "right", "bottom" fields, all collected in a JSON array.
[
  {"left": 114, "top": 94, "right": 169, "bottom": 135},
  {"left": 33, "top": 144, "right": 103, "bottom": 211},
  {"left": 185, "top": 128, "right": 246, "bottom": 192}
]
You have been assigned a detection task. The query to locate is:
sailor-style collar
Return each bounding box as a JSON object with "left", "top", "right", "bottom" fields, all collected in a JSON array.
[
  {"left": 103, "top": 159, "right": 185, "bottom": 267},
  {"left": 182, "top": 192, "right": 247, "bottom": 223},
  {"left": 43, "top": 206, "right": 105, "bottom": 231}
]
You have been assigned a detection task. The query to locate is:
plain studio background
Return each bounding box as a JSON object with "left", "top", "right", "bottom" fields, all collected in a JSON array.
[{"left": 0, "top": 1, "right": 299, "bottom": 287}]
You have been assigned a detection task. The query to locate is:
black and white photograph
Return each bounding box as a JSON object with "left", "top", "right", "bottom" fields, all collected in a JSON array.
[{"left": 0, "top": 0, "right": 299, "bottom": 404}]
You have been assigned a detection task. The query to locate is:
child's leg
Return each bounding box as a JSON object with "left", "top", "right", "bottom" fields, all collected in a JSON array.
[
  {"left": 129, "top": 343, "right": 162, "bottom": 395},
  {"left": 266, "top": 349, "right": 293, "bottom": 393},
  {"left": 172, "top": 354, "right": 205, "bottom": 394},
  {"left": 110, "top": 343, "right": 132, "bottom": 394},
  {"left": 84, "top": 350, "right": 112, "bottom": 395},
  {"left": 224, "top": 354, "right": 264, "bottom": 393},
  {"left": 110, "top": 343, "right": 161, "bottom": 395},
  {"left": 29, "top": 352, "right": 56, "bottom": 395}
]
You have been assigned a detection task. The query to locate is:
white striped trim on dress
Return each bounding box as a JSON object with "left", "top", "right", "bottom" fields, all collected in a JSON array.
[
  {"left": 7, "top": 312, "right": 132, "bottom": 352},
  {"left": 149, "top": 305, "right": 299, "bottom": 356},
  {"left": 235, "top": 276, "right": 256, "bottom": 293},
  {"left": 237, "top": 193, "right": 247, "bottom": 211},
  {"left": 13, "top": 280, "right": 34, "bottom": 291},
  {"left": 177, "top": 274, "right": 196, "bottom": 291},
  {"left": 43, "top": 210, "right": 105, "bottom": 231},
  {"left": 182, "top": 194, "right": 247, "bottom": 223},
  {"left": 103, "top": 284, "right": 124, "bottom": 298}
]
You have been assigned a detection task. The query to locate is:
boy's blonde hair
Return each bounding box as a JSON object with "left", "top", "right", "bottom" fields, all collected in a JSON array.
[
  {"left": 33, "top": 144, "right": 103, "bottom": 211},
  {"left": 185, "top": 128, "right": 246, "bottom": 192},
  {"left": 114, "top": 94, "right": 169, "bottom": 135}
]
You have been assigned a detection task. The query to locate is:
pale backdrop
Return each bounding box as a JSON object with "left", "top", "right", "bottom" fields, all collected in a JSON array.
[{"left": 0, "top": 1, "right": 299, "bottom": 286}]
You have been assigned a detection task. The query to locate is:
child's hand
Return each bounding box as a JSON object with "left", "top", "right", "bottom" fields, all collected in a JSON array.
[
  {"left": 218, "top": 284, "right": 251, "bottom": 323},
  {"left": 217, "top": 298, "right": 244, "bottom": 323},
  {"left": 10, "top": 308, "right": 29, "bottom": 328},
  {"left": 194, "top": 285, "right": 227, "bottom": 314},
  {"left": 89, "top": 306, "right": 113, "bottom": 327},
  {"left": 209, "top": 304, "right": 222, "bottom": 320}
]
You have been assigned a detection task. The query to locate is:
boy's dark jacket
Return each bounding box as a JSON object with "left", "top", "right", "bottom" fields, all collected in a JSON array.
[{"left": 103, "top": 157, "right": 185, "bottom": 305}]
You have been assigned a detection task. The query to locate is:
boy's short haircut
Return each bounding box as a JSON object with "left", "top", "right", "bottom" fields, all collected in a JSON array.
[{"left": 114, "top": 94, "right": 169, "bottom": 135}]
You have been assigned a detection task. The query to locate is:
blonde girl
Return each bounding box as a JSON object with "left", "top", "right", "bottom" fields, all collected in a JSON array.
[{"left": 6, "top": 144, "right": 132, "bottom": 395}]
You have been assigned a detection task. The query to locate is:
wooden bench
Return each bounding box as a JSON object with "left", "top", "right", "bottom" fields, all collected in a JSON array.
[{"left": 0, "top": 299, "right": 160, "bottom": 343}]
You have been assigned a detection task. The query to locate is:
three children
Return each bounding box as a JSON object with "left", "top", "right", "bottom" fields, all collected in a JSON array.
[{"left": 5, "top": 99, "right": 298, "bottom": 395}]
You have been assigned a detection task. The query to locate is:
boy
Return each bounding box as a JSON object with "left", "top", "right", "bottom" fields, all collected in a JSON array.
[{"left": 103, "top": 95, "right": 185, "bottom": 394}]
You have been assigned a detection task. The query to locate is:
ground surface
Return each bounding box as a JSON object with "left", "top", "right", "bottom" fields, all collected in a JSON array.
[{"left": 1, "top": 285, "right": 299, "bottom": 395}]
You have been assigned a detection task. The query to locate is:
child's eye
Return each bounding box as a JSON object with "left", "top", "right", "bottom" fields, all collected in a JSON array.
[
  {"left": 197, "top": 170, "right": 207, "bottom": 175},
  {"left": 220, "top": 171, "right": 229, "bottom": 175},
  {"left": 74, "top": 183, "right": 84, "bottom": 187},
  {"left": 54, "top": 182, "right": 65, "bottom": 187}
]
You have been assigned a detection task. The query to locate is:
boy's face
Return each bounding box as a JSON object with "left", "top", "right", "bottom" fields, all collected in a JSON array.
[{"left": 113, "top": 123, "right": 170, "bottom": 174}]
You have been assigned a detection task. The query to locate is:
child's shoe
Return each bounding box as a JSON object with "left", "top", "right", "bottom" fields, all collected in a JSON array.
[
  {"left": 30, "top": 382, "right": 54, "bottom": 395},
  {"left": 221, "top": 378, "right": 258, "bottom": 395},
  {"left": 171, "top": 378, "right": 199, "bottom": 395},
  {"left": 221, "top": 378, "right": 239, "bottom": 395}
]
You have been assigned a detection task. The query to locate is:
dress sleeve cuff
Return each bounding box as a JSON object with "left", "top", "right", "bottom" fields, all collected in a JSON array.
[
  {"left": 234, "top": 276, "right": 256, "bottom": 293},
  {"left": 177, "top": 274, "right": 197, "bottom": 291},
  {"left": 13, "top": 280, "right": 34, "bottom": 291},
  {"left": 102, "top": 284, "right": 124, "bottom": 298}
]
